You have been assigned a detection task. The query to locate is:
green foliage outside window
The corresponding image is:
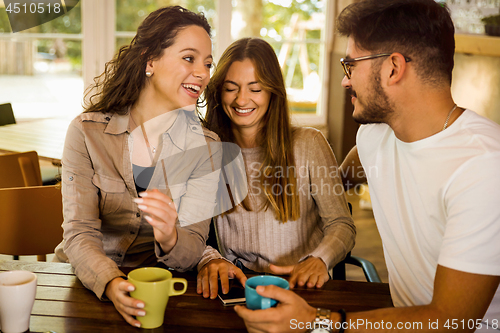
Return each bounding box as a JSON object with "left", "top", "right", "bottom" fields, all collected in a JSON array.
[
  {"left": 0, "top": 2, "right": 11, "bottom": 33},
  {"left": 262, "top": 0, "right": 323, "bottom": 90},
  {"left": 116, "top": 0, "right": 216, "bottom": 51}
]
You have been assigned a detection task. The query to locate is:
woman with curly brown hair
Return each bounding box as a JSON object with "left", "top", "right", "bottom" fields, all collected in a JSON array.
[
  {"left": 197, "top": 38, "right": 355, "bottom": 299},
  {"left": 54, "top": 6, "right": 220, "bottom": 327}
]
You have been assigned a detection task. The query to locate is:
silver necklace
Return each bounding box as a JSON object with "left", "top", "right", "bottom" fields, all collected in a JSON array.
[
  {"left": 442, "top": 104, "right": 458, "bottom": 131},
  {"left": 149, "top": 142, "right": 157, "bottom": 154}
]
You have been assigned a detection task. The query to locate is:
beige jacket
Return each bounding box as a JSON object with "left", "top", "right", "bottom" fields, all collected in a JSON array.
[{"left": 55, "top": 110, "right": 220, "bottom": 299}]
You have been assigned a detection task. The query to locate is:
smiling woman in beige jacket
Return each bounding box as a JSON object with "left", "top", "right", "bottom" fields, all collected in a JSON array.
[{"left": 54, "top": 6, "right": 220, "bottom": 328}]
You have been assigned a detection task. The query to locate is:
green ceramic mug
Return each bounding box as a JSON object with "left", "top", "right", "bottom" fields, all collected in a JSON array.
[{"left": 127, "top": 267, "right": 187, "bottom": 329}]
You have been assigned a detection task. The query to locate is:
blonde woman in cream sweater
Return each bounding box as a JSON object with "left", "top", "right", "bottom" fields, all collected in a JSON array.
[{"left": 197, "top": 38, "right": 356, "bottom": 299}]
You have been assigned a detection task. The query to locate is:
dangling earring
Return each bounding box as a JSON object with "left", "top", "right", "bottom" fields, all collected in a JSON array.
[{"left": 146, "top": 71, "right": 153, "bottom": 77}]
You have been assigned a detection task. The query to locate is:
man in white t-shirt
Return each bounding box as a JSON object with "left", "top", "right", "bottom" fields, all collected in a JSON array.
[{"left": 235, "top": 0, "right": 500, "bottom": 332}]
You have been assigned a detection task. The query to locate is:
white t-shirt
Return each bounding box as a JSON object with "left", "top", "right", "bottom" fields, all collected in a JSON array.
[{"left": 357, "top": 110, "right": 500, "bottom": 330}]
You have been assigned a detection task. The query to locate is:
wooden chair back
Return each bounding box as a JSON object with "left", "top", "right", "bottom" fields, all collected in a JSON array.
[
  {"left": 0, "top": 185, "right": 63, "bottom": 261},
  {"left": 0, "top": 151, "right": 42, "bottom": 188}
]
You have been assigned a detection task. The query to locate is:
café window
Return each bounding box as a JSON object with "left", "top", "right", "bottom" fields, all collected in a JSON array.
[
  {"left": 114, "top": 0, "right": 331, "bottom": 124},
  {"left": 0, "top": 0, "right": 83, "bottom": 120},
  {"left": 231, "top": 0, "right": 329, "bottom": 124},
  {"left": 0, "top": 0, "right": 331, "bottom": 125}
]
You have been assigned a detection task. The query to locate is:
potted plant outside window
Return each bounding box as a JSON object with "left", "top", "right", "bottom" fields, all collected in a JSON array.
[{"left": 482, "top": 14, "right": 500, "bottom": 37}]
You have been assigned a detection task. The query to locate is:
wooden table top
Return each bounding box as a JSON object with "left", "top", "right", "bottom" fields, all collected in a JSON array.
[
  {"left": 0, "top": 118, "right": 71, "bottom": 164},
  {"left": 0, "top": 260, "right": 393, "bottom": 333}
]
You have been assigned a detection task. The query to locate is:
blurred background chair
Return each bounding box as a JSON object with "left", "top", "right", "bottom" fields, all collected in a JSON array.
[
  {"left": 331, "top": 252, "right": 382, "bottom": 283},
  {"left": 0, "top": 151, "right": 44, "bottom": 259},
  {"left": 0, "top": 151, "right": 42, "bottom": 188},
  {"left": 0, "top": 185, "right": 63, "bottom": 261},
  {"left": 0, "top": 150, "right": 59, "bottom": 187},
  {"left": 0, "top": 103, "right": 16, "bottom": 126}
]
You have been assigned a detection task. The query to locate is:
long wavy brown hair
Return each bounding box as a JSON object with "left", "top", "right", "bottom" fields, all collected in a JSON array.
[
  {"left": 84, "top": 6, "right": 211, "bottom": 114},
  {"left": 203, "top": 38, "right": 299, "bottom": 222}
]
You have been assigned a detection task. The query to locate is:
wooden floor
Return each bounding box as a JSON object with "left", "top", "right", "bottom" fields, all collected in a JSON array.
[{"left": 345, "top": 190, "right": 388, "bottom": 283}]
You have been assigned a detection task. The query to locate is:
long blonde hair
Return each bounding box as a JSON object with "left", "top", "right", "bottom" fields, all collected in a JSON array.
[{"left": 204, "top": 38, "right": 299, "bottom": 222}]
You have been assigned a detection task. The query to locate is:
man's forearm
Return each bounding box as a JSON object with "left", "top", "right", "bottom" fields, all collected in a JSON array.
[{"left": 339, "top": 146, "right": 366, "bottom": 190}]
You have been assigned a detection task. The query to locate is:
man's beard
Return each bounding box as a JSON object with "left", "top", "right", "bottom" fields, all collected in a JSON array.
[{"left": 351, "top": 69, "right": 395, "bottom": 125}]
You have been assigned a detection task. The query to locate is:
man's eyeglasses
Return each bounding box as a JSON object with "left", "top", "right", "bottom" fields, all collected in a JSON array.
[{"left": 340, "top": 53, "right": 412, "bottom": 79}]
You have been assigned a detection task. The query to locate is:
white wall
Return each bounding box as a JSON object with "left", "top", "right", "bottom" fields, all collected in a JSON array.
[{"left": 452, "top": 53, "right": 500, "bottom": 124}]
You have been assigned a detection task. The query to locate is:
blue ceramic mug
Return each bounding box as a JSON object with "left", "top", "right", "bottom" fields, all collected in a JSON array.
[{"left": 245, "top": 275, "right": 289, "bottom": 310}]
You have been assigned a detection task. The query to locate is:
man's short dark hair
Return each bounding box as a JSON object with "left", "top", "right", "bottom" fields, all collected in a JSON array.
[{"left": 337, "top": 0, "right": 455, "bottom": 85}]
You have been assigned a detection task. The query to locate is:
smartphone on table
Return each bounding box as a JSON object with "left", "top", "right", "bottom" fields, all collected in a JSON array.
[{"left": 217, "top": 278, "right": 246, "bottom": 306}]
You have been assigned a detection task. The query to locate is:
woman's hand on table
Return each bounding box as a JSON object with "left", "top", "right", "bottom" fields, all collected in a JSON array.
[
  {"left": 234, "top": 284, "right": 316, "bottom": 333},
  {"left": 134, "top": 189, "right": 178, "bottom": 253},
  {"left": 269, "top": 256, "right": 329, "bottom": 288},
  {"left": 105, "top": 277, "right": 145, "bottom": 328},
  {"left": 197, "top": 259, "right": 247, "bottom": 299}
]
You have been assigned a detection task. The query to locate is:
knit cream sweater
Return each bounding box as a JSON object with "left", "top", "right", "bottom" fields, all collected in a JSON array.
[{"left": 198, "top": 127, "right": 356, "bottom": 272}]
